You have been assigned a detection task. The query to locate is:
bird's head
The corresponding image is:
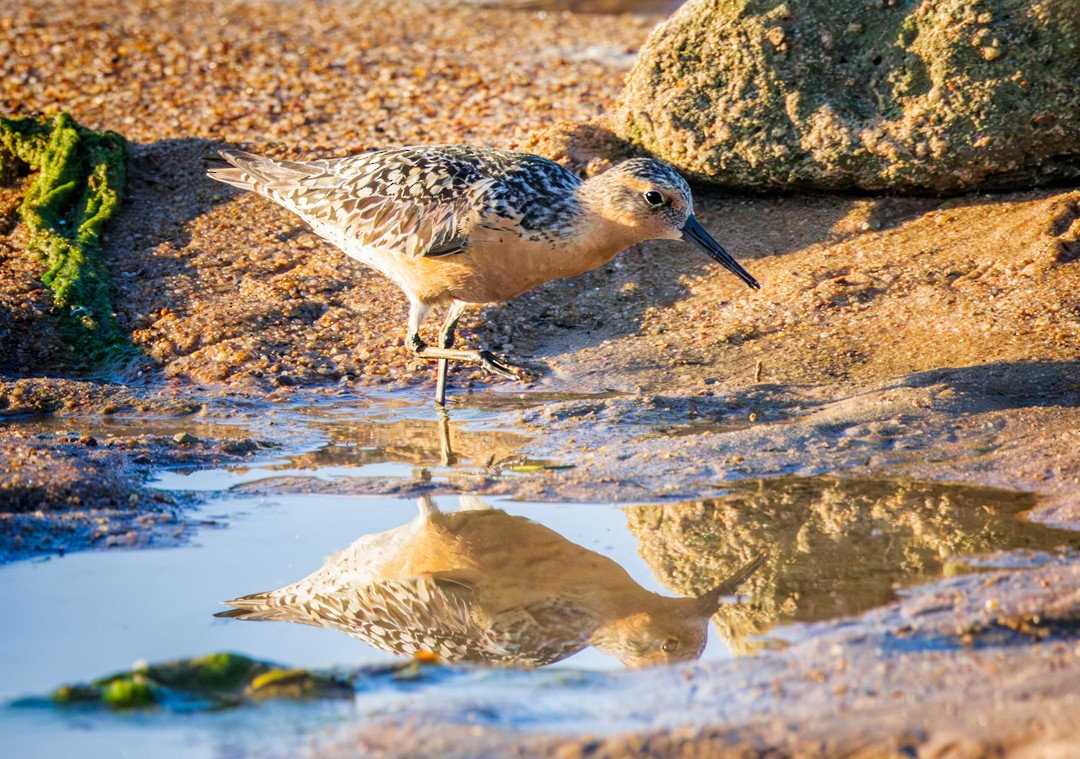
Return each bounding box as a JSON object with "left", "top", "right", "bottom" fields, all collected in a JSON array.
[
  {"left": 581, "top": 158, "right": 760, "bottom": 290},
  {"left": 592, "top": 607, "right": 711, "bottom": 668},
  {"left": 589, "top": 551, "right": 766, "bottom": 668}
]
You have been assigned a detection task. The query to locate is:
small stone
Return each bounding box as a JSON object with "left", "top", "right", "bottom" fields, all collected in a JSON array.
[{"left": 173, "top": 433, "right": 198, "bottom": 445}]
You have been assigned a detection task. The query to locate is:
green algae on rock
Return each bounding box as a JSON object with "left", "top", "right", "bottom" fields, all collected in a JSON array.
[
  {"left": 0, "top": 111, "right": 130, "bottom": 363},
  {"left": 607, "top": 0, "right": 1080, "bottom": 194},
  {"left": 45, "top": 652, "right": 354, "bottom": 711}
]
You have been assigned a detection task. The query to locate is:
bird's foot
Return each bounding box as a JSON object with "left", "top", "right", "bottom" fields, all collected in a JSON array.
[
  {"left": 475, "top": 350, "right": 520, "bottom": 380},
  {"left": 410, "top": 339, "right": 529, "bottom": 381}
]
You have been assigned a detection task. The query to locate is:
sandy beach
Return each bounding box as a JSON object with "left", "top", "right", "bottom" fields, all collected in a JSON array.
[{"left": 3, "top": 0, "right": 1080, "bottom": 756}]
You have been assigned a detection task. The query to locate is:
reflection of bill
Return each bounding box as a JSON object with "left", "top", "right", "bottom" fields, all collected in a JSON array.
[{"left": 219, "top": 496, "right": 762, "bottom": 668}]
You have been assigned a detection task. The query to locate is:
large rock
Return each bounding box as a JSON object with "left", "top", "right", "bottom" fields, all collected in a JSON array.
[{"left": 606, "top": 0, "right": 1080, "bottom": 193}]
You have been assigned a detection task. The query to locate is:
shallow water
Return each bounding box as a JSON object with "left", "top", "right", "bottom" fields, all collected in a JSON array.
[
  {"left": 0, "top": 494, "right": 656, "bottom": 757},
  {"left": 2, "top": 392, "right": 1078, "bottom": 757}
]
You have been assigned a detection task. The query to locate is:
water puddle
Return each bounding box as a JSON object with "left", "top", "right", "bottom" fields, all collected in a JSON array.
[
  {"left": 450, "top": 388, "right": 629, "bottom": 412},
  {"left": 3, "top": 398, "right": 1079, "bottom": 756},
  {"left": 0, "top": 493, "right": 697, "bottom": 757},
  {"left": 216, "top": 494, "right": 762, "bottom": 669},
  {"left": 151, "top": 404, "right": 565, "bottom": 491},
  {"left": 7, "top": 412, "right": 251, "bottom": 441}
]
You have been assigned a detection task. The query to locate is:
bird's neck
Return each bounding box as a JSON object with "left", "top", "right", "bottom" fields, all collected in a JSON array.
[
  {"left": 567, "top": 182, "right": 645, "bottom": 268},
  {"left": 569, "top": 215, "right": 642, "bottom": 269}
]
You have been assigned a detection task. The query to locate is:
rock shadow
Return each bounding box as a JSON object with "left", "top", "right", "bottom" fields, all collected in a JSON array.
[
  {"left": 482, "top": 186, "right": 971, "bottom": 360},
  {"left": 485, "top": 188, "right": 873, "bottom": 359}
]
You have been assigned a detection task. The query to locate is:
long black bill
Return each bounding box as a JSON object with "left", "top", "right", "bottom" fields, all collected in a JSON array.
[{"left": 681, "top": 215, "right": 760, "bottom": 290}]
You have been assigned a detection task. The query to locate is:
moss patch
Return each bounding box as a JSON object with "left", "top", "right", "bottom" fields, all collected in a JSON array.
[
  {"left": 43, "top": 652, "right": 356, "bottom": 711},
  {"left": 247, "top": 667, "right": 354, "bottom": 700},
  {"left": 0, "top": 111, "right": 130, "bottom": 364}
]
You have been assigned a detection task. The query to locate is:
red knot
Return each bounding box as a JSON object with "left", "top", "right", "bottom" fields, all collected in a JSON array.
[
  {"left": 217, "top": 495, "right": 765, "bottom": 668},
  {"left": 207, "top": 145, "right": 760, "bottom": 403}
]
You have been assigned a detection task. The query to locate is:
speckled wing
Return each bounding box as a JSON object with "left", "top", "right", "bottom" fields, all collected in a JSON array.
[
  {"left": 304, "top": 148, "right": 504, "bottom": 257},
  {"left": 212, "top": 147, "right": 502, "bottom": 258},
  {"left": 219, "top": 574, "right": 591, "bottom": 667},
  {"left": 209, "top": 146, "right": 582, "bottom": 257}
]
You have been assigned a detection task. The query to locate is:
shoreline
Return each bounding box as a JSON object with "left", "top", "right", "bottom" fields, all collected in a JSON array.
[{"left": 3, "top": 0, "right": 1080, "bottom": 756}]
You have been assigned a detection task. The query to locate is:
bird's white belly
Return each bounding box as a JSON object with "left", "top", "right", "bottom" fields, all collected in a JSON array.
[{"left": 310, "top": 220, "right": 415, "bottom": 293}]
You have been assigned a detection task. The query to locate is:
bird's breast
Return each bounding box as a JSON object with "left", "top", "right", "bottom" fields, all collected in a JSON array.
[
  {"left": 335, "top": 229, "right": 631, "bottom": 307},
  {"left": 454, "top": 234, "right": 625, "bottom": 303}
]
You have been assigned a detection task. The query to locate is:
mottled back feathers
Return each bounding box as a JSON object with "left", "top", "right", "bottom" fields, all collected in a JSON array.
[{"left": 207, "top": 145, "right": 584, "bottom": 259}]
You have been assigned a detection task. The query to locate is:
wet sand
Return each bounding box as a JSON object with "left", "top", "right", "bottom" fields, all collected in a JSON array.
[{"left": 3, "top": 0, "right": 1080, "bottom": 756}]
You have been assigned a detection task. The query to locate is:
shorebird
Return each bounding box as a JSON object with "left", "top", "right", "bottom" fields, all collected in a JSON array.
[
  {"left": 207, "top": 145, "right": 760, "bottom": 403},
  {"left": 218, "top": 496, "right": 764, "bottom": 668}
]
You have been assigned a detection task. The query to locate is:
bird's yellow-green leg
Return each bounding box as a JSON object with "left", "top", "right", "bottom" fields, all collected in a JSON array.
[
  {"left": 406, "top": 301, "right": 519, "bottom": 406},
  {"left": 435, "top": 301, "right": 467, "bottom": 406}
]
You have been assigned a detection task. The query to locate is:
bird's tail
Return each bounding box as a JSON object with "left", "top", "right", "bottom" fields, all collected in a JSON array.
[
  {"left": 214, "top": 590, "right": 295, "bottom": 622},
  {"left": 205, "top": 149, "right": 323, "bottom": 196}
]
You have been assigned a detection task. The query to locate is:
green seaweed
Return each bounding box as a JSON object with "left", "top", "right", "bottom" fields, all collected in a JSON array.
[
  {"left": 50, "top": 684, "right": 101, "bottom": 704},
  {"left": 0, "top": 111, "right": 132, "bottom": 365},
  {"left": 191, "top": 651, "right": 263, "bottom": 690},
  {"left": 247, "top": 667, "right": 354, "bottom": 700},
  {"left": 135, "top": 651, "right": 266, "bottom": 693},
  {"left": 46, "top": 652, "right": 355, "bottom": 712},
  {"left": 100, "top": 676, "right": 156, "bottom": 709}
]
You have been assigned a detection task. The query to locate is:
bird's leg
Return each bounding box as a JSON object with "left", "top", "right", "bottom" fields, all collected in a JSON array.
[
  {"left": 435, "top": 302, "right": 467, "bottom": 406},
  {"left": 436, "top": 405, "right": 456, "bottom": 466},
  {"left": 439, "top": 301, "right": 466, "bottom": 350},
  {"left": 406, "top": 301, "right": 520, "bottom": 389}
]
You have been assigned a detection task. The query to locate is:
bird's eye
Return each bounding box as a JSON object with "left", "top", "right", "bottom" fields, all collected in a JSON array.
[
  {"left": 644, "top": 190, "right": 664, "bottom": 206},
  {"left": 661, "top": 638, "right": 680, "bottom": 653}
]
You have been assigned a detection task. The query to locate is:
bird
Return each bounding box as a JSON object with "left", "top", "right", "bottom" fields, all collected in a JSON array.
[
  {"left": 206, "top": 145, "right": 760, "bottom": 404},
  {"left": 217, "top": 495, "right": 764, "bottom": 668}
]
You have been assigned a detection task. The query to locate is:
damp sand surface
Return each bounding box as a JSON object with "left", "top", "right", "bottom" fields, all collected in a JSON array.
[{"left": 3, "top": 0, "right": 1080, "bottom": 756}]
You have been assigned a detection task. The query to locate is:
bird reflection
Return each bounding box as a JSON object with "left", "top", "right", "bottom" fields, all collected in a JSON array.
[{"left": 218, "top": 496, "right": 762, "bottom": 668}]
